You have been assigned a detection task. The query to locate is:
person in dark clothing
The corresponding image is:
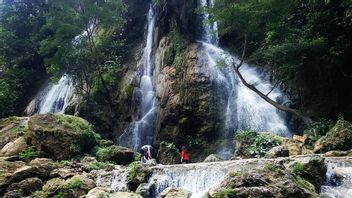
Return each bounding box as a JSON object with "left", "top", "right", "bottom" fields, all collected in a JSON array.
[
  {"left": 181, "top": 146, "right": 190, "bottom": 164},
  {"left": 141, "top": 145, "right": 153, "bottom": 163}
]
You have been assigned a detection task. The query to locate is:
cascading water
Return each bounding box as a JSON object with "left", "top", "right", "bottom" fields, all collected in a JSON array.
[
  {"left": 321, "top": 160, "right": 352, "bottom": 197},
  {"left": 118, "top": 5, "right": 157, "bottom": 151},
  {"left": 199, "top": 0, "right": 290, "bottom": 159},
  {"left": 25, "top": 75, "right": 74, "bottom": 115},
  {"left": 148, "top": 163, "right": 227, "bottom": 198}
]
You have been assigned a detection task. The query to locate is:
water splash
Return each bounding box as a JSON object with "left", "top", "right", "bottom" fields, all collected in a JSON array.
[
  {"left": 321, "top": 162, "right": 352, "bottom": 197},
  {"left": 25, "top": 75, "right": 74, "bottom": 115},
  {"left": 118, "top": 5, "right": 157, "bottom": 151}
]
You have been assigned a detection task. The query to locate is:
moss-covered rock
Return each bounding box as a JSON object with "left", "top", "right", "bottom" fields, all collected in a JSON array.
[
  {"left": 25, "top": 114, "right": 100, "bottom": 160},
  {"left": 287, "top": 156, "right": 327, "bottom": 191},
  {"left": 208, "top": 163, "right": 319, "bottom": 198},
  {"left": 95, "top": 145, "right": 135, "bottom": 165},
  {"left": 127, "top": 162, "right": 151, "bottom": 191},
  {"left": 6, "top": 177, "right": 43, "bottom": 196},
  {"left": 155, "top": 39, "right": 225, "bottom": 161},
  {"left": 35, "top": 174, "right": 95, "bottom": 198},
  {"left": 314, "top": 117, "right": 352, "bottom": 153},
  {"left": 0, "top": 158, "right": 55, "bottom": 196},
  {"left": 0, "top": 117, "right": 28, "bottom": 149}
]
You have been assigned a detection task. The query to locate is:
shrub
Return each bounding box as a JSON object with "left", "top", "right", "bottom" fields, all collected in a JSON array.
[
  {"left": 215, "top": 188, "right": 235, "bottom": 198},
  {"left": 248, "top": 133, "right": 281, "bottom": 157},
  {"left": 95, "top": 147, "right": 114, "bottom": 162},
  {"left": 19, "top": 146, "right": 39, "bottom": 162},
  {"left": 235, "top": 130, "right": 281, "bottom": 158},
  {"left": 304, "top": 118, "right": 334, "bottom": 144}
]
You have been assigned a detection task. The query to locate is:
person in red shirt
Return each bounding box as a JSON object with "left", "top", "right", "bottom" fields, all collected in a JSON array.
[{"left": 181, "top": 146, "right": 190, "bottom": 164}]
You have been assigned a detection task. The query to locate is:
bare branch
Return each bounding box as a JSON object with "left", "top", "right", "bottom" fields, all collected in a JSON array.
[
  {"left": 233, "top": 35, "right": 312, "bottom": 126},
  {"left": 265, "top": 81, "right": 280, "bottom": 97}
]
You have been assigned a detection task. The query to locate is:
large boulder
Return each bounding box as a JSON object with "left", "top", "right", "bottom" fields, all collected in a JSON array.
[
  {"left": 38, "top": 173, "right": 95, "bottom": 198},
  {"left": 6, "top": 177, "right": 43, "bottom": 196},
  {"left": 96, "top": 145, "right": 135, "bottom": 165},
  {"left": 314, "top": 118, "right": 352, "bottom": 153},
  {"left": 265, "top": 146, "right": 289, "bottom": 158},
  {"left": 0, "top": 158, "right": 55, "bottom": 195},
  {"left": 204, "top": 154, "right": 222, "bottom": 162},
  {"left": 25, "top": 114, "right": 99, "bottom": 160},
  {"left": 127, "top": 162, "right": 151, "bottom": 191},
  {"left": 208, "top": 162, "right": 319, "bottom": 198},
  {"left": 287, "top": 156, "right": 327, "bottom": 191},
  {"left": 160, "top": 187, "right": 191, "bottom": 198}
]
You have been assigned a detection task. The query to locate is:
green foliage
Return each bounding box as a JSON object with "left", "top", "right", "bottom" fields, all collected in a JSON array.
[
  {"left": 235, "top": 130, "right": 281, "bottom": 158},
  {"left": 128, "top": 161, "right": 138, "bottom": 181},
  {"left": 248, "top": 133, "right": 281, "bottom": 157},
  {"left": 168, "top": 20, "right": 187, "bottom": 69},
  {"left": 291, "top": 162, "right": 305, "bottom": 176},
  {"left": 87, "top": 161, "right": 111, "bottom": 171},
  {"left": 165, "top": 142, "right": 180, "bottom": 154},
  {"left": 215, "top": 188, "right": 235, "bottom": 198},
  {"left": 32, "top": 190, "right": 49, "bottom": 198},
  {"left": 0, "top": 1, "right": 48, "bottom": 117},
  {"left": 315, "top": 116, "right": 352, "bottom": 152},
  {"left": 295, "top": 175, "right": 314, "bottom": 192},
  {"left": 235, "top": 130, "right": 258, "bottom": 142},
  {"left": 304, "top": 118, "right": 334, "bottom": 143},
  {"left": 95, "top": 147, "right": 115, "bottom": 162},
  {"left": 19, "top": 146, "right": 39, "bottom": 162}
]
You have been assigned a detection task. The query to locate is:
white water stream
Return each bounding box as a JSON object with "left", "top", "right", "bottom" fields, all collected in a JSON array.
[
  {"left": 321, "top": 160, "right": 352, "bottom": 198},
  {"left": 25, "top": 75, "right": 74, "bottom": 115},
  {"left": 118, "top": 5, "right": 157, "bottom": 151}
]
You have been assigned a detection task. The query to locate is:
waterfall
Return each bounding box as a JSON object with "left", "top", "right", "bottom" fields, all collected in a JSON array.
[
  {"left": 118, "top": 5, "right": 157, "bottom": 151},
  {"left": 25, "top": 75, "right": 74, "bottom": 115},
  {"left": 321, "top": 160, "right": 352, "bottom": 197},
  {"left": 148, "top": 163, "right": 227, "bottom": 198},
  {"left": 199, "top": 0, "right": 290, "bottom": 159}
]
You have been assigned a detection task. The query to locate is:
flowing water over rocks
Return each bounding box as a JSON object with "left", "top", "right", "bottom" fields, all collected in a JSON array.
[
  {"left": 25, "top": 75, "right": 74, "bottom": 115},
  {"left": 118, "top": 5, "right": 157, "bottom": 151},
  {"left": 199, "top": 0, "right": 290, "bottom": 159},
  {"left": 321, "top": 158, "right": 352, "bottom": 197},
  {"left": 99, "top": 156, "right": 352, "bottom": 198}
]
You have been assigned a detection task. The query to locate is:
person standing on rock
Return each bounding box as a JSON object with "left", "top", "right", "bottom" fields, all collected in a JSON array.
[
  {"left": 141, "top": 145, "right": 153, "bottom": 163},
  {"left": 181, "top": 146, "right": 190, "bottom": 164}
]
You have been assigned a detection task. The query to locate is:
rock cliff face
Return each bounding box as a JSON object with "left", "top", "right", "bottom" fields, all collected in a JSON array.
[{"left": 154, "top": 37, "right": 225, "bottom": 159}]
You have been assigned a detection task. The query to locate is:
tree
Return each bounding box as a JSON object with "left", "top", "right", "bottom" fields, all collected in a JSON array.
[
  {"left": 40, "top": 0, "right": 126, "bottom": 108},
  {"left": 0, "top": 0, "right": 49, "bottom": 117}
]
